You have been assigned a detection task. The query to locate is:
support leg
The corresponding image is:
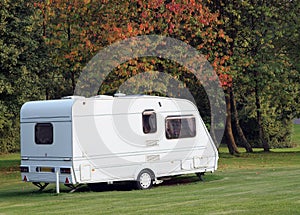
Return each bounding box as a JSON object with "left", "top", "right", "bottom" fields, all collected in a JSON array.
[
  {"left": 32, "top": 182, "right": 49, "bottom": 191},
  {"left": 196, "top": 172, "right": 205, "bottom": 181}
]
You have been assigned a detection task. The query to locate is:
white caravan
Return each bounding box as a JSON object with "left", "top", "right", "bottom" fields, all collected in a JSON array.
[{"left": 20, "top": 95, "right": 218, "bottom": 191}]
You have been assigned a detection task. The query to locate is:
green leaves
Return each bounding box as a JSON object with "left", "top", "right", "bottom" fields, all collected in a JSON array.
[
  {"left": 0, "top": 0, "right": 50, "bottom": 153},
  {"left": 207, "top": 0, "right": 300, "bottom": 148},
  {"left": 1, "top": 0, "right": 298, "bottom": 152}
]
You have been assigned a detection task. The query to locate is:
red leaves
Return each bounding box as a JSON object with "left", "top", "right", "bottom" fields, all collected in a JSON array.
[
  {"left": 141, "top": 11, "right": 148, "bottom": 19},
  {"left": 219, "top": 73, "right": 233, "bottom": 88},
  {"left": 36, "top": 0, "right": 232, "bottom": 90},
  {"left": 139, "top": 22, "right": 150, "bottom": 32},
  {"left": 218, "top": 29, "right": 225, "bottom": 39},
  {"left": 99, "top": 0, "right": 232, "bottom": 86},
  {"left": 168, "top": 23, "right": 175, "bottom": 34},
  {"left": 127, "top": 23, "right": 133, "bottom": 33},
  {"left": 147, "top": 0, "right": 164, "bottom": 9},
  {"left": 166, "top": 2, "right": 185, "bottom": 14}
]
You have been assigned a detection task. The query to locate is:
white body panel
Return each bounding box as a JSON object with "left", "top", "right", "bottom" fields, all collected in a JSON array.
[{"left": 20, "top": 95, "right": 218, "bottom": 186}]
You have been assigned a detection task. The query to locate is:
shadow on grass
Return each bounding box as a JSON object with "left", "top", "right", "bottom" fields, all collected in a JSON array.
[
  {"left": 85, "top": 173, "right": 223, "bottom": 192},
  {"left": 219, "top": 150, "right": 300, "bottom": 158},
  {"left": 0, "top": 174, "right": 224, "bottom": 197},
  {"left": 160, "top": 174, "right": 223, "bottom": 186}
]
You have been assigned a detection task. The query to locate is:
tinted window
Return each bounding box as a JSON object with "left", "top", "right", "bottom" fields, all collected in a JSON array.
[
  {"left": 165, "top": 116, "right": 196, "bottom": 139},
  {"left": 143, "top": 110, "right": 157, "bottom": 134},
  {"left": 35, "top": 123, "right": 53, "bottom": 144}
]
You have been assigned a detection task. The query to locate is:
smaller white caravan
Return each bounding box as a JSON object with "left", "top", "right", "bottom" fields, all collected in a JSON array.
[{"left": 20, "top": 95, "right": 218, "bottom": 191}]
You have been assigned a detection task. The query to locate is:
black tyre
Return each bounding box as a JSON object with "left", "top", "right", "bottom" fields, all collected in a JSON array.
[{"left": 136, "top": 169, "right": 154, "bottom": 190}]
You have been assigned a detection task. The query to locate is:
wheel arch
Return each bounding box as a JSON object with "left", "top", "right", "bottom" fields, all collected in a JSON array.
[{"left": 134, "top": 167, "right": 156, "bottom": 181}]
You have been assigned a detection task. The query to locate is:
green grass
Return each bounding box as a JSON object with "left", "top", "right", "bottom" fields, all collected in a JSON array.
[
  {"left": 1, "top": 149, "right": 300, "bottom": 215},
  {"left": 0, "top": 126, "right": 299, "bottom": 214}
]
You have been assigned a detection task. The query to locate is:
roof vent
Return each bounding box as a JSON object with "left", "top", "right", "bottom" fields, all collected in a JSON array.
[
  {"left": 62, "top": 95, "right": 85, "bottom": 100},
  {"left": 114, "top": 93, "right": 126, "bottom": 97},
  {"left": 92, "top": 95, "right": 113, "bottom": 99}
]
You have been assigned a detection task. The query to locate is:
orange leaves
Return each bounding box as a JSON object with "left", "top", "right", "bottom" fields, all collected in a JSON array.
[
  {"left": 189, "top": 0, "right": 196, "bottom": 7},
  {"left": 168, "top": 23, "right": 175, "bottom": 34},
  {"left": 197, "top": 44, "right": 204, "bottom": 50},
  {"left": 166, "top": 2, "right": 185, "bottom": 14},
  {"left": 85, "top": 39, "right": 92, "bottom": 48},
  {"left": 220, "top": 55, "right": 230, "bottom": 65},
  {"left": 218, "top": 73, "right": 233, "bottom": 88},
  {"left": 36, "top": 0, "right": 233, "bottom": 91},
  {"left": 147, "top": 0, "right": 164, "bottom": 9},
  {"left": 139, "top": 22, "right": 154, "bottom": 33},
  {"left": 218, "top": 29, "right": 225, "bottom": 39},
  {"left": 141, "top": 11, "right": 148, "bottom": 19},
  {"left": 139, "top": 23, "right": 146, "bottom": 32},
  {"left": 126, "top": 23, "right": 141, "bottom": 37},
  {"left": 65, "top": 50, "right": 79, "bottom": 61},
  {"left": 33, "top": 2, "right": 43, "bottom": 9},
  {"left": 218, "top": 29, "right": 232, "bottom": 43},
  {"left": 127, "top": 23, "right": 133, "bottom": 33}
]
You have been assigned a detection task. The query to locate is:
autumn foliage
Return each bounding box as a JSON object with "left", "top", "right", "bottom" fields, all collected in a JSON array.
[
  {"left": 34, "top": 0, "right": 233, "bottom": 90},
  {"left": 1, "top": 0, "right": 298, "bottom": 154}
]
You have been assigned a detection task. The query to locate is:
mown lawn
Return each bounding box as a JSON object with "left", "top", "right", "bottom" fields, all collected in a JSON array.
[{"left": 0, "top": 125, "right": 299, "bottom": 214}]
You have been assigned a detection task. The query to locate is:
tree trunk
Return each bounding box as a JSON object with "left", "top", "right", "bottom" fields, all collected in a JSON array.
[
  {"left": 46, "top": 88, "right": 49, "bottom": 100},
  {"left": 225, "top": 88, "right": 240, "bottom": 155},
  {"left": 254, "top": 77, "right": 270, "bottom": 152},
  {"left": 230, "top": 87, "right": 253, "bottom": 152}
]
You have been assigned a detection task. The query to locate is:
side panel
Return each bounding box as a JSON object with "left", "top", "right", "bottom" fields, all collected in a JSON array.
[{"left": 71, "top": 97, "right": 218, "bottom": 184}]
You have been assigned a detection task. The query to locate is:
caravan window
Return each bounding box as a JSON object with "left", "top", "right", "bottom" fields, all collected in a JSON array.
[
  {"left": 35, "top": 123, "right": 53, "bottom": 144},
  {"left": 142, "top": 110, "right": 157, "bottom": 134},
  {"left": 165, "top": 115, "right": 196, "bottom": 139}
]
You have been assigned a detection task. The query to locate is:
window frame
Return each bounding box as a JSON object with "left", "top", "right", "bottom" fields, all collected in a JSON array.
[
  {"left": 165, "top": 115, "right": 196, "bottom": 139},
  {"left": 142, "top": 110, "right": 157, "bottom": 134},
  {"left": 35, "top": 123, "right": 54, "bottom": 145}
]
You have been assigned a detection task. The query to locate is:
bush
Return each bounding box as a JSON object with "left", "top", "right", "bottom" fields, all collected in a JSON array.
[
  {"left": 0, "top": 116, "right": 20, "bottom": 154},
  {"left": 238, "top": 117, "right": 295, "bottom": 148}
]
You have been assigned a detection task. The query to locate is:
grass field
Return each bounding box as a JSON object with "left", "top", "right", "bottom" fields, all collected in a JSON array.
[{"left": 0, "top": 125, "right": 299, "bottom": 214}]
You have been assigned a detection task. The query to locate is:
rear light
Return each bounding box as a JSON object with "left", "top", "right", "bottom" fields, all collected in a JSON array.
[
  {"left": 60, "top": 168, "right": 71, "bottom": 174},
  {"left": 65, "top": 177, "right": 70, "bottom": 184},
  {"left": 20, "top": 166, "right": 29, "bottom": 173}
]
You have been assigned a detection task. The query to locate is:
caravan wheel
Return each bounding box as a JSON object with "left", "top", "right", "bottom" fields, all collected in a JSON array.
[{"left": 136, "top": 169, "right": 154, "bottom": 190}]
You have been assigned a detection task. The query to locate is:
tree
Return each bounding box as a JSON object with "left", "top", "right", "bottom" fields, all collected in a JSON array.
[
  {"left": 206, "top": 0, "right": 300, "bottom": 150},
  {"left": 37, "top": 0, "right": 232, "bottom": 149},
  {"left": 33, "top": 0, "right": 102, "bottom": 98},
  {"left": 93, "top": 0, "right": 233, "bottom": 150},
  {"left": 0, "top": 0, "right": 49, "bottom": 153}
]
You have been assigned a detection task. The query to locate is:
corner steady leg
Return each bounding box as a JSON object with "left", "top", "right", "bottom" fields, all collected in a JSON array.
[
  {"left": 32, "top": 182, "right": 49, "bottom": 191},
  {"left": 196, "top": 172, "right": 205, "bottom": 181}
]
